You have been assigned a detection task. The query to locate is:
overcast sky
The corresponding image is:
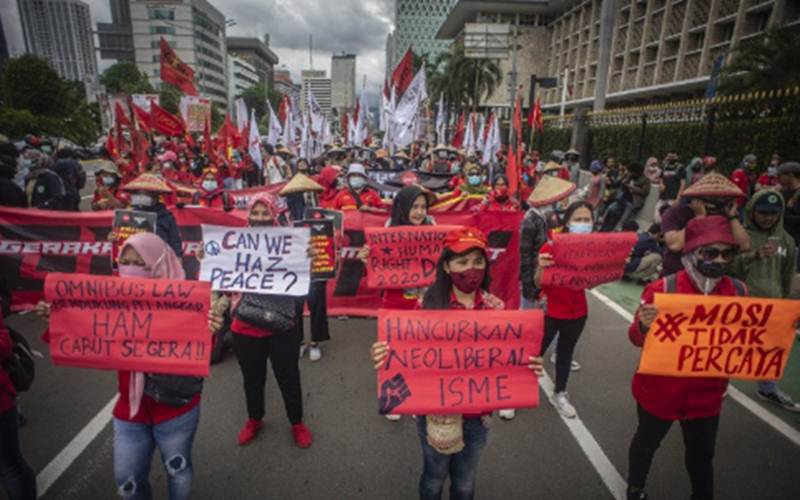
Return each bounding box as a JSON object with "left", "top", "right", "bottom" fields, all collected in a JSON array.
[{"left": 1, "top": 0, "right": 394, "bottom": 101}]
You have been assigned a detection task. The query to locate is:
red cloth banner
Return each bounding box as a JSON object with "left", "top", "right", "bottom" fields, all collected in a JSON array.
[
  {"left": 160, "top": 37, "right": 197, "bottom": 96},
  {"left": 45, "top": 273, "right": 212, "bottom": 376},
  {"left": 364, "top": 225, "right": 459, "bottom": 289},
  {"left": 391, "top": 48, "right": 414, "bottom": 98},
  {"left": 151, "top": 102, "right": 185, "bottom": 137},
  {"left": 541, "top": 232, "right": 637, "bottom": 290},
  {"left": 376, "top": 309, "right": 544, "bottom": 415}
]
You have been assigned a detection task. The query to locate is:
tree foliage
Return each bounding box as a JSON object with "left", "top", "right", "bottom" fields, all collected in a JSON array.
[
  {"left": 158, "top": 83, "right": 183, "bottom": 114},
  {"left": 238, "top": 83, "right": 283, "bottom": 120},
  {"left": 719, "top": 27, "right": 800, "bottom": 94},
  {"left": 100, "top": 61, "right": 154, "bottom": 95},
  {"left": 426, "top": 42, "right": 502, "bottom": 112}
]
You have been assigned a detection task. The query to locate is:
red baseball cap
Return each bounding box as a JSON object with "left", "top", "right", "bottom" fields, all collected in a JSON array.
[
  {"left": 444, "top": 227, "right": 488, "bottom": 254},
  {"left": 684, "top": 215, "right": 737, "bottom": 253}
]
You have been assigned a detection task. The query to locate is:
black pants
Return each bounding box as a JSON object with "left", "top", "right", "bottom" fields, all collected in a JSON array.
[
  {"left": 539, "top": 316, "right": 587, "bottom": 393},
  {"left": 0, "top": 405, "right": 36, "bottom": 500},
  {"left": 295, "top": 280, "right": 331, "bottom": 344},
  {"left": 232, "top": 332, "right": 303, "bottom": 424},
  {"left": 628, "top": 404, "right": 719, "bottom": 500}
]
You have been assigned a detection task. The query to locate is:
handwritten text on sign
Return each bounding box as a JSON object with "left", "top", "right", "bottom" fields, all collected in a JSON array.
[
  {"left": 377, "top": 309, "right": 544, "bottom": 414},
  {"left": 44, "top": 273, "right": 212, "bottom": 376},
  {"left": 541, "top": 232, "right": 637, "bottom": 290},
  {"left": 365, "top": 225, "right": 459, "bottom": 289},
  {"left": 638, "top": 294, "right": 799, "bottom": 380},
  {"left": 199, "top": 225, "right": 311, "bottom": 296}
]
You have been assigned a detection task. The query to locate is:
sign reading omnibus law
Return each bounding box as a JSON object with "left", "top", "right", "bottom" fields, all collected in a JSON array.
[
  {"left": 637, "top": 294, "right": 799, "bottom": 380},
  {"left": 365, "top": 225, "right": 459, "bottom": 289},
  {"left": 376, "top": 309, "right": 544, "bottom": 415},
  {"left": 44, "top": 273, "right": 212, "bottom": 376},
  {"left": 541, "top": 232, "right": 637, "bottom": 290}
]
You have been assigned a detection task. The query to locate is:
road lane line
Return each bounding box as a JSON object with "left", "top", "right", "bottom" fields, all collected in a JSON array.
[
  {"left": 588, "top": 288, "right": 800, "bottom": 448},
  {"left": 36, "top": 395, "right": 117, "bottom": 497},
  {"left": 539, "top": 373, "right": 627, "bottom": 499}
]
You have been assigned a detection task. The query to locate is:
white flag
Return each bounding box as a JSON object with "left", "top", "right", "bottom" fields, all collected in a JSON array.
[
  {"left": 481, "top": 112, "right": 500, "bottom": 166},
  {"left": 235, "top": 98, "right": 248, "bottom": 133},
  {"left": 267, "top": 103, "right": 282, "bottom": 147},
  {"left": 463, "top": 113, "right": 475, "bottom": 155},
  {"left": 248, "top": 110, "right": 263, "bottom": 171},
  {"left": 435, "top": 94, "right": 445, "bottom": 145},
  {"left": 474, "top": 113, "right": 486, "bottom": 153},
  {"left": 391, "top": 65, "right": 427, "bottom": 149}
]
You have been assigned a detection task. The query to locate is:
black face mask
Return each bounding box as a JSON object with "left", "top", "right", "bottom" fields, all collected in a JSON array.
[{"left": 697, "top": 260, "right": 725, "bottom": 279}]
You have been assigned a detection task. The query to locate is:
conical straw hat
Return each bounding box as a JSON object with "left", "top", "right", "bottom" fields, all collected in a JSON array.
[
  {"left": 279, "top": 173, "right": 324, "bottom": 195},
  {"left": 681, "top": 172, "right": 745, "bottom": 198},
  {"left": 527, "top": 175, "right": 576, "bottom": 207},
  {"left": 122, "top": 173, "right": 173, "bottom": 193}
]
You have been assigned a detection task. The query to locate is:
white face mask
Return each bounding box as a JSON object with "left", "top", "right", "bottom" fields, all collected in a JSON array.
[
  {"left": 202, "top": 180, "right": 218, "bottom": 191},
  {"left": 131, "top": 194, "right": 154, "bottom": 207}
]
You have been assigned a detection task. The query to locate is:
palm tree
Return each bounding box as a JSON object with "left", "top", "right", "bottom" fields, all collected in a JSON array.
[
  {"left": 428, "top": 42, "right": 502, "bottom": 113},
  {"left": 719, "top": 27, "right": 800, "bottom": 94}
]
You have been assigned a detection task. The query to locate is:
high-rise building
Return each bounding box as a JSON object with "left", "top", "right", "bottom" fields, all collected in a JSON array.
[
  {"left": 227, "top": 35, "right": 279, "bottom": 90},
  {"left": 331, "top": 53, "right": 356, "bottom": 115},
  {"left": 300, "top": 69, "right": 332, "bottom": 121},
  {"left": 228, "top": 54, "right": 258, "bottom": 105},
  {"left": 17, "top": 0, "right": 98, "bottom": 81},
  {"left": 385, "top": 32, "right": 394, "bottom": 80},
  {"left": 97, "top": 0, "right": 134, "bottom": 61},
  {"left": 391, "top": 0, "right": 458, "bottom": 69},
  {"left": 129, "top": 0, "right": 229, "bottom": 110}
]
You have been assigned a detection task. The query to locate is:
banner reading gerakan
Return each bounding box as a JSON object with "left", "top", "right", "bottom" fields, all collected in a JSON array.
[
  {"left": 199, "top": 225, "right": 311, "bottom": 296},
  {"left": 45, "top": 273, "right": 212, "bottom": 376},
  {"left": 541, "top": 232, "right": 637, "bottom": 290},
  {"left": 364, "top": 225, "right": 459, "bottom": 289},
  {"left": 376, "top": 309, "right": 544, "bottom": 415},
  {"left": 637, "top": 293, "right": 800, "bottom": 380}
]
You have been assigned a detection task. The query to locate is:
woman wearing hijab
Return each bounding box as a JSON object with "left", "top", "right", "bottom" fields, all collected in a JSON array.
[
  {"left": 36, "top": 232, "right": 206, "bottom": 500},
  {"left": 316, "top": 165, "right": 342, "bottom": 209},
  {"left": 370, "top": 227, "right": 544, "bottom": 500},
  {"left": 208, "top": 192, "right": 313, "bottom": 448}
]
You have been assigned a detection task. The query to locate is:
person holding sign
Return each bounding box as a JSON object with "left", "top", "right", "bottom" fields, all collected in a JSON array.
[
  {"left": 626, "top": 216, "right": 746, "bottom": 500},
  {"left": 532, "top": 201, "right": 595, "bottom": 419},
  {"left": 36, "top": 232, "right": 209, "bottom": 500},
  {"left": 371, "top": 227, "right": 544, "bottom": 500},
  {"left": 208, "top": 192, "right": 313, "bottom": 449}
]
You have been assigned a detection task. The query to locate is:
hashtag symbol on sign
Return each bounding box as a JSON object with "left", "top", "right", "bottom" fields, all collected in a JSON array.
[{"left": 652, "top": 312, "right": 689, "bottom": 343}]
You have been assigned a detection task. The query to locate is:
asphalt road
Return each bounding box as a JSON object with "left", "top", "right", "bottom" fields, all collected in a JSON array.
[{"left": 4, "top": 291, "right": 799, "bottom": 500}]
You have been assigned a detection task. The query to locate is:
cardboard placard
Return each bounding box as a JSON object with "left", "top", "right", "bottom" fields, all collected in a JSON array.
[
  {"left": 294, "top": 219, "right": 336, "bottom": 279},
  {"left": 541, "top": 232, "right": 637, "bottom": 290}
]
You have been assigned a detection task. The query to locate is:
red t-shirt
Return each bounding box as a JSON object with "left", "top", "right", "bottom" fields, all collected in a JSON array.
[
  {"left": 113, "top": 371, "right": 201, "bottom": 424},
  {"left": 230, "top": 317, "right": 272, "bottom": 338},
  {"left": 381, "top": 288, "right": 421, "bottom": 310},
  {"left": 332, "top": 188, "right": 382, "bottom": 211},
  {"left": 539, "top": 242, "right": 588, "bottom": 320}
]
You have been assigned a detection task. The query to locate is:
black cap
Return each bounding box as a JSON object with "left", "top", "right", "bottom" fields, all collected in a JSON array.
[{"left": 754, "top": 192, "right": 784, "bottom": 213}]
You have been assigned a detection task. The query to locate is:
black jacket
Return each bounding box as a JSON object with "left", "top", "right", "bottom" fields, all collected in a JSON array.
[
  {"left": 519, "top": 207, "right": 549, "bottom": 301},
  {"left": 26, "top": 169, "right": 66, "bottom": 210},
  {"left": 0, "top": 164, "right": 26, "bottom": 208}
]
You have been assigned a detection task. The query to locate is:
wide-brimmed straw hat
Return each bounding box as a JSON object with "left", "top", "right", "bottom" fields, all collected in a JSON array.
[
  {"left": 543, "top": 160, "right": 562, "bottom": 173},
  {"left": 681, "top": 172, "right": 744, "bottom": 199},
  {"left": 122, "top": 173, "right": 173, "bottom": 193},
  {"left": 276, "top": 146, "right": 294, "bottom": 157},
  {"left": 527, "top": 176, "right": 576, "bottom": 207},
  {"left": 94, "top": 160, "right": 120, "bottom": 177},
  {"left": 392, "top": 151, "right": 412, "bottom": 161},
  {"left": 279, "top": 173, "right": 324, "bottom": 195}
]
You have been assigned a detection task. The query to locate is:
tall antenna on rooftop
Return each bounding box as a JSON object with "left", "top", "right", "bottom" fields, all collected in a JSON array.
[{"left": 309, "top": 34, "right": 313, "bottom": 70}]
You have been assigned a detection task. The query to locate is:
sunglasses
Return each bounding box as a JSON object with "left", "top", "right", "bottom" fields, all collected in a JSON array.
[{"left": 699, "top": 247, "right": 737, "bottom": 262}]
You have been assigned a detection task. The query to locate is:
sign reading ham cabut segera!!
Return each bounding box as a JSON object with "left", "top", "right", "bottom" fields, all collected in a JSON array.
[
  {"left": 199, "top": 224, "right": 311, "bottom": 296},
  {"left": 637, "top": 294, "right": 799, "bottom": 380}
]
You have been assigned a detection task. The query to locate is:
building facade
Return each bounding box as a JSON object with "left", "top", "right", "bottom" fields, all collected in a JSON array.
[
  {"left": 17, "top": 0, "right": 98, "bottom": 81},
  {"left": 227, "top": 35, "right": 279, "bottom": 90},
  {"left": 391, "top": 0, "right": 458, "bottom": 70},
  {"left": 97, "top": 0, "right": 135, "bottom": 61},
  {"left": 331, "top": 53, "right": 356, "bottom": 115},
  {"left": 385, "top": 32, "right": 394, "bottom": 79},
  {"left": 129, "top": 0, "right": 228, "bottom": 110},
  {"left": 274, "top": 68, "right": 299, "bottom": 101},
  {"left": 228, "top": 54, "right": 258, "bottom": 105},
  {"left": 300, "top": 69, "right": 332, "bottom": 121}
]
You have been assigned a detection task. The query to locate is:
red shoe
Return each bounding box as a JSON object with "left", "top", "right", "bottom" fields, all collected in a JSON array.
[
  {"left": 291, "top": 423, "right": 313, "bottom": 448},
  {"left": 238, "top": 418, "right": 263, "bottom": 446}
]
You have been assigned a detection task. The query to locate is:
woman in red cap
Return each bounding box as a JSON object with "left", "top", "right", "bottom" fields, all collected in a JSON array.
[
  {"left": 626, "top": 215, "right": 746, "bottom": 500},
  {"left": 370, "top": 226, "right": 544, "bottom": 500}
]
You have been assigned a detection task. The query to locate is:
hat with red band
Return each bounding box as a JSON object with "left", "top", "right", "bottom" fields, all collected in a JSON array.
[{"left": 444, "top": 226, "right": 488, "bottom": 254}]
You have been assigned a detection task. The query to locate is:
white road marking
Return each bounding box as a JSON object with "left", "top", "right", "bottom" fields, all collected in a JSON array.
[
  {"left": 539, "top": 373, "right": 627, "bottom": 500},
  {"left": 589, "top": 288, "right": 800, "bottom": 448},
  {"left": 36, "top": 395, "right": 117, "bottom": 498}
]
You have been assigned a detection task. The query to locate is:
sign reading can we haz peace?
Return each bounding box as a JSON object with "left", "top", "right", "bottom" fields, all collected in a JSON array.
[{"left": 199, "top": 224, "right": 311, "bottom": 296}]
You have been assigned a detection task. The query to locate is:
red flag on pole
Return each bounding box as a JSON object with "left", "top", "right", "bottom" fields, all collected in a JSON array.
[
  {"left": 159, "top": 37, "right": 198, "bottom": 96},
  {"left": 151, "top": 103, "right": 185, "bottom": 137},
  {"left": 132, "top": 130, "right": 150, "bottom": 171},
  {"left": 528, "top": 98, "right": 543, "bottom": 131},
  {"left": 451, "top": 111, "right": 465, "bottom": 148},
  {"left": 105, "top": 131, "right": 118, "bottom": 160},
  {"left": 203, "top": 115, "right": 214, "bottom": 161},
  {"left": 131, "top": 103, "right": 152, "bottom": 134},
  {"left": 391, "top": 48, "right": 414, "bottom": 98},
  {"left": 341, "top": 112, "right": 349, "bottom": 145},
  {"left": 114, "top": 101, "right": 131, "bottom": 129},
  {"left": 508, "top": 91, "right": 524, "bottom": 197}
]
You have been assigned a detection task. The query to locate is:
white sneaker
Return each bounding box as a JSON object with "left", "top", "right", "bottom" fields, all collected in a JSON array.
[
  {"left": 549, "top": 391, "right": 577, "bottom": 419},
  {"left": 299, "top": 343, "right": 308, "bottom": 359},
  {"left": 309, "top": 344, "right": 321, "bottom": 361},
  {"left": 385, "top": 414, "right": 401, "bottom": 421},
  {"left": 498, "top": 409, "right": 515, "bottom": 420},
  {"left": 549, "top": 352, "right": 582, "bottom": 372}
]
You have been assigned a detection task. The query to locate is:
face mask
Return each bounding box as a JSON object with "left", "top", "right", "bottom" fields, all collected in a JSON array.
[
  {"left": 767, "top": 166, "right": 777, "bottom": 176},
  {"left": 118, "top": 264, "right": 151, "bottom": 278},
  {"left": 202, "top": 180, "right": 218, "bottom": 191},
  {"left": 449, "top": 267, "right": 485, "bottom": 294},
  {"left": 131, "top": 194, "right": 154, "bottom": 207},
  {"left": 568, "top": 222, "right": 593, "bottom": 234},
  {"left": 101, "top": 177, "right": 115, "bottom": 187},
  {"left": 349, "top": 177, "right": 366, "bottom": 190},
  {"left": 467, "top": 175, "right": 482, "bottom": 186},
  {"left": 249, "top": 218, "right": 274, "bottom": 227},
  {"left": 697, "top": 259, "right": 725, "bottom": 279}
]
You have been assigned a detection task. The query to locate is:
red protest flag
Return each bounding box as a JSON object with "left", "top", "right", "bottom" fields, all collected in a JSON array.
[
  {"left": 278, "top": 95, "right": 289, "bottom": 124},
  {"left": 132, "top": 130, "right": 150, "bottom": 170},
  {"left": 159, "top": 37, "right": 198, "bottom": 96},
  {"left": 151, "top": 102, "right": 185, "bottom": 137},
  {"left": 131, "top": 102, "right": 152, "bottom": 134},
  {"left": 114, "top": 101, "right": 131, "bottom": 129},
  {"left": 451, "top": 111, "right": 465, "bottom": 148},
  {"left": 105, "top": 131, "right": 118, "bottom": 160},
  {"left": 391, "top": 48, "right": 414, "bottom": 98},
  {"left": 202, "top": 115, "right": 214, "bottom": 161},
  {"left": 341, "top": 112, "right": 349, "bottom": 144},
  {"left": 528, "top": 98, "right": 543, "bottom": 131}
]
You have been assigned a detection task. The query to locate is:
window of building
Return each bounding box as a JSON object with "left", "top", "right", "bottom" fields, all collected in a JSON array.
[
  {"left": 712, "top": 21, "right": 734, "bottom": 45},
  {"left": 743, "top": 10, "right": 771, "bottom": 36},
  {"left": 645, "top": 46, "right": 658, "bottom": 63},
  {"left": 149, "top": 8, "right": 174, "bottom": 20},
  {"left": 687, "top": 31, "right": 705, "bottom": 51},
  {"left": 150, "top": 26, "right": 176, "bottom": 35}
]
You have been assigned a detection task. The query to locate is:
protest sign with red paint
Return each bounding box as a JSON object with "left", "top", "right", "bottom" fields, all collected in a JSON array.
[
  {"left": 541, "top": 232, "right": 637, "bottom": 290},
  {"left": 376, "top": 309, "right": 544, "bottom": 415},
  {"left": 365, "top": 225, "right": 459, "bottom": 289},
  {"left": 45, "top": 273, "right": 212, "bottom": 376},
  {"left": 638, "top": 293, "right": 799, "bottom": 380},
  {"left": 295, "top": 219, "right": 336, "bottom": 279}
]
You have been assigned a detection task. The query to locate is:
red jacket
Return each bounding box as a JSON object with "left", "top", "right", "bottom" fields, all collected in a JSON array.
[
  {"left": 629, "top": 271, "right": 744, "bottom": 420},
  {"left": 332, "top": 188, "right": 382, "bottom": 211},
  {"left": 0, "top": 316, "right": 16, "bottom": 414}
]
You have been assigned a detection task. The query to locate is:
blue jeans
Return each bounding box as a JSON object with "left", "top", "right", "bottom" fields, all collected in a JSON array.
[
  {"left": 416, "top": 416, "right": 488, "bottom": 500},
  {"left": 757, "top": 381, "right": 778, "bottom": 394},
  {"left": 0, "top": 405, "right": 36, "bottom": 500},
  {"left": 113, "top": 404, "right": 200, "bottom": 500}
]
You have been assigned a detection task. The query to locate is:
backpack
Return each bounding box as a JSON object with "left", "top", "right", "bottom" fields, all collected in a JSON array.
[{"left": 3, "top": 328, "right": 35, "bottom": 392}]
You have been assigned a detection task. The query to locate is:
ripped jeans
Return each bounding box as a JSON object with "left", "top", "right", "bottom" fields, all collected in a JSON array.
[{"left": 113, "top": 405, "right": 200, "bottom": 500}]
